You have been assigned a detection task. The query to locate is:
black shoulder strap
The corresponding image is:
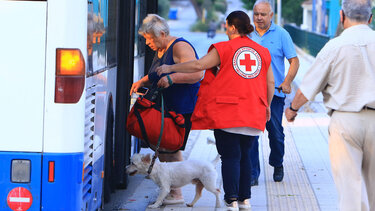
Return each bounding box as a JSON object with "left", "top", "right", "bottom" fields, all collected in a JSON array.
[{"left": 133, "top": 107, "right": 151, "bottom": 148}]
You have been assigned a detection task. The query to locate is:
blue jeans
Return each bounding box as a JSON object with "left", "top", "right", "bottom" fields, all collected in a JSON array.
[
  {"left": 250, "top": 96, "right": 285, "bottom": 180},
  {"left": 214, "top": 129, "right": 256, "bottom": 201}
]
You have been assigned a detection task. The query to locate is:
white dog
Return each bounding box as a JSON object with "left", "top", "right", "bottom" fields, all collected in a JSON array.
[{"left": 126, "top": 153, "right": 221, "bottom": 209}]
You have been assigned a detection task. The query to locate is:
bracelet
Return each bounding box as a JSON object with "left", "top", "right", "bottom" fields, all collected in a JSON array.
[
  {"left": 289, "top": 103, "right": 298, "bottom": 112},
  {"left": 166, "top": 75, "right": 173, "bottom": 86}
]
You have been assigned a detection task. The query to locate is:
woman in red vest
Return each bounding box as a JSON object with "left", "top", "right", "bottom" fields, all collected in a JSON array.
[{"left": 157, "top": 11, "right": 274, "bottom": 210}]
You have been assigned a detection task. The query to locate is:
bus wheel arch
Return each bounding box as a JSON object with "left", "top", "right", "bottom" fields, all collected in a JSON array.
[{"left": 103, "top": 96, "right": 115, "bottom": 204}]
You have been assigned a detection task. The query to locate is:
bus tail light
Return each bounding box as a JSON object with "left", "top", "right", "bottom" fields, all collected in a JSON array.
[
  {"left": 11, "top": 160, "right": 31, "bottom": 183},
  {"left": 55, "top": 48, "right": 85, "bottom": 103}
]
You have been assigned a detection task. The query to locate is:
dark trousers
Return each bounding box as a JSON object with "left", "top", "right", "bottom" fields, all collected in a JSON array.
[
  {"left": 250, "top": 96, "right": 285, "bottom": 180},
  {"left": 214, "top": 129, "right": 256, "bottom": 201}
]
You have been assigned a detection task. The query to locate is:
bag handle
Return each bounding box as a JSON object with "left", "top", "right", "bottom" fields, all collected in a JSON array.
[{"left": 147, "top": 88, "right": 165, "bottom": 175}]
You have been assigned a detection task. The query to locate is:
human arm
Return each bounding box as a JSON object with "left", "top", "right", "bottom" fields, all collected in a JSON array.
[
  {"left": 285, "top": 89, "right": 309, "bottom": 122},
  {"left": 157, "top": 41, "right": 205, "bottom": 88},
  {"left": 156, "top": 47, "right": 221, "bottom": 75},
  {"left": 157, "top": 72, "right": 204, "bottom": 88},
  {"left": 266, "top": 65, "right": 275, "bottom": 121},
  {"left": 278, "top": 56, "right": 299, "bottom": 94},
  {"left": 129, "top": 75, "right": 151, "bottom": 95},
  {"left": 285, "top": 55, "right": 330, "bottom": 122}
]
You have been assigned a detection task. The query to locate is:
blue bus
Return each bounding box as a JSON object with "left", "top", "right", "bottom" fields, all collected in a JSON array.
[{"left": 0, "top": 0, "right": 155, "bottom": 210}]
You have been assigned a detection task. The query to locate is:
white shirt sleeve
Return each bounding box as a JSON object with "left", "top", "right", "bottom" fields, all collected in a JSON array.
[{"left": 299, "top": 48, "right": 332, "bottom": 101}]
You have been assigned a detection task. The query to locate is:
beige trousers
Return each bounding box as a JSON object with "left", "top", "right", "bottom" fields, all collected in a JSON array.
[{"left": 329, "top": 110, "right": 375, "bottom": 211}]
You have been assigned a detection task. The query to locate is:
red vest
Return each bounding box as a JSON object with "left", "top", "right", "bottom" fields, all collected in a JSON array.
[{"left": 191, "top": 36, "right": 271, "bottom": 131}]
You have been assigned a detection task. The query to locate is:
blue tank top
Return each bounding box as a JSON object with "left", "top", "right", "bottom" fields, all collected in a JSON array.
[{"left": 148, "top": 37, "right": 200, "bottom": 114}]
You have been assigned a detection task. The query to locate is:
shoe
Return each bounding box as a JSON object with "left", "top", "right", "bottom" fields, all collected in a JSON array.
[
  {"left": 238, "top": 199, "right": 251, "bottom": 210},
  {"left": 273, "top": 165, "right": 284, "bottom": 182},
  {"left": 250, "top": 178, "right": 258, "bottom": 186},
  {"left": 224, "top": 200, "right": 239, "bottom": 211},
  {"left": 162, "top": 195, "right": 185, "bottom": 205}
]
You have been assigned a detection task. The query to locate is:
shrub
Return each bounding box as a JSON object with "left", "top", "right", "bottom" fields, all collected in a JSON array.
[{"left": 191, "top": 20, "right": 209, "bottom": 32}]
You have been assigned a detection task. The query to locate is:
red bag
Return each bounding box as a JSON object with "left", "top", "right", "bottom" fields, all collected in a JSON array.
[{"left": 126, "top": 89, "right": 185, "bottom": 152}]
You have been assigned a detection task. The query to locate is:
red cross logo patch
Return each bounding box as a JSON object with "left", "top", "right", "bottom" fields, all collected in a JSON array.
[{"left": 232, "top": 47, "right": 262, "bottom": 79}]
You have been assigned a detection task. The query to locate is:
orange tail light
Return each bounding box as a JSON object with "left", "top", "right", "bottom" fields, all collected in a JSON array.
[{"left": 55, "top": 48, "right": 85, "bottom": 103}]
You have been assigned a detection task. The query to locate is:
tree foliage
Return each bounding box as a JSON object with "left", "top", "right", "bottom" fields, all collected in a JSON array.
[
  {"left": 190, "top": 0, "right": 227, "bottom": 31},
  {"left": 240, "top": 0, "right": 304, "bottom": 25},
  {"left": 190, "top": 0, "right": 227, "bottom": 21},
  {"left": 241, "top": 0, "right": 255, "bottom": 10},
  {"left": 282, "top": 0, "right": 304, "bottom": 25},
  {"left": 158, "top": 0, "right": 170, "bottom": 19}
]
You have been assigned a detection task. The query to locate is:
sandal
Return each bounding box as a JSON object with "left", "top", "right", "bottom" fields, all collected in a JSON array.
[{"left": 162, "top": 196, "right": 185, "bottom": 205}]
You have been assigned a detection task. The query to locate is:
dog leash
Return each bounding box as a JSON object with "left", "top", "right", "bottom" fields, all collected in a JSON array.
[{"left": 146, "top": 89, "right": 165, "bottom": 178}]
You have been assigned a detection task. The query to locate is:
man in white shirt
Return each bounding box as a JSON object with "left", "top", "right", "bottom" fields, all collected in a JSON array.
[{"left": 285, "top": 0, "right": 375, "bottom": 210}]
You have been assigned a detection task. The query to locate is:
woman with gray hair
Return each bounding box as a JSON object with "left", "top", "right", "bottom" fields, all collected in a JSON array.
[{"left": 130, "top": 14, "right": 203, "bottom": 205}]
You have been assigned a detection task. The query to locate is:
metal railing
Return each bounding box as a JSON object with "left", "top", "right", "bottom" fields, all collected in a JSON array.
[{"left": 284, "top": 24, "right": 330, "bottom": 57}]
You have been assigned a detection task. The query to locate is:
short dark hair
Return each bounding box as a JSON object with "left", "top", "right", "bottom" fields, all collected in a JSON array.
[{"left": 226, "top": 11, "right": 254, "bottom": 35}]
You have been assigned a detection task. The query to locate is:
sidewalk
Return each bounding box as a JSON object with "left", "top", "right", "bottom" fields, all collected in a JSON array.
[{"left": 143, "top": 110, "right": 336, "bottom": 211}]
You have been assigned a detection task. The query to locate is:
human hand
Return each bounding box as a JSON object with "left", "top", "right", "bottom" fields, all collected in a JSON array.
[
  {"left": 157, "top": 76, "right": 171, "bottom": 88},
  {"left": 266, "top": 106, "right": 271, "bottom": 121},
  {"left": 130, "top": 80, "right": 143, "bottom": 96},
  {"left": 278, "top": 81, "right": 291, "bottom": 94},
  {"left": 285, "top": 107, "right": 297, "bottom": 122},
  {"left": 156, "top": 64, "right": 172, "bottom": 76}
]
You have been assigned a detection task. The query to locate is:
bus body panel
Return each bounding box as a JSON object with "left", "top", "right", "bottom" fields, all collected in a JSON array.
[
  {"left": 83, "top": 64, "right": 117, "bottom": 211},
  {"left": 85, "top": 152, "right": 105, "bottom": 210},
  {"left": 83, "top": 0, "right": 119, "bottom": 206},
  {"left": 86, "top": 67, "right": 118, "bottom": 154},
  {"left": 0, "top": 0, "right": 143, "bottom": 209},
  {"left": 0, "top": 152, "right": 42, "bottom": 211},
  {"left": 0, "top": 1, "right": 47, "bottom": 152},
  {"left": 41, "top": 153, "right": 83, "bottom": 211},
  {"left": 43, "top": 0, "right": 87, "bottom": 153}
]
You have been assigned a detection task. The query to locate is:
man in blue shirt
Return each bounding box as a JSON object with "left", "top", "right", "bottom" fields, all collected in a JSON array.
[{"left": 249, "top": 0, "right": 299, "bottom": 185}]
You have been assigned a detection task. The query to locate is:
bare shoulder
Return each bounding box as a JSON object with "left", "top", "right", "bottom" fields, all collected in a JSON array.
[
  {"left": 173, "top": 41, "right": 195, "bottom": 55},
  {"left": 173, "top": 40, "right": 196, "bottom": 63},
  {"left": 173, "top": 40, "right": 194, "bottom": 51}
]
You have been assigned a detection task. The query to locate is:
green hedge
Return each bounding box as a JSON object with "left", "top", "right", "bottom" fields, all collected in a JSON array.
[
  {"left": 284, "top": 24, "right": 330, "bottom": 57},
  {"left": 191, "top": 20, "right": 209, "bottom": 32},
  {"left": 370, "top": 8, "right": 375, "bottom": 30}
]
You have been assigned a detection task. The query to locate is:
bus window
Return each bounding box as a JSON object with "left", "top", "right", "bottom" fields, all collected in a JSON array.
[
  {"left": 106, "top": 0, "right": 117, "bottom": 66},
  {"left": 134, "top": 0, "right": 146, "bottom": 58}
]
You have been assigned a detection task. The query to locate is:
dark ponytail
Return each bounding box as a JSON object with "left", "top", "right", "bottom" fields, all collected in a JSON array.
[{"left": 226, "top": 10, "right": 254, "bottom": 35}]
